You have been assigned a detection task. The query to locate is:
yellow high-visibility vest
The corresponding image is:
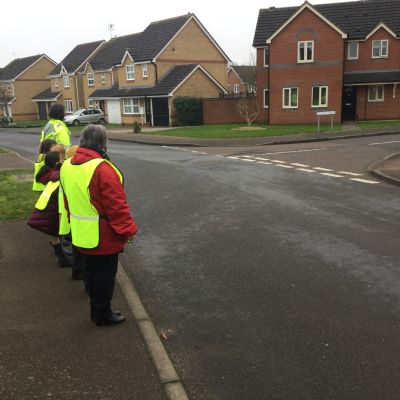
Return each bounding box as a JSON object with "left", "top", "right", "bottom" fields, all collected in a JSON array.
[
  {"left": 60, "top": 157, "right": 123, "bottom": 248},
  {"left": 58, "top": 184, "right": 70, "bottom": 235},
  {"left": 32, "top": 161, "right": 45, "bottom": 192},
  {"left": 40, "top": 119, "right": 71, "bottom": 147},
  {"left": 35, "top": 181, "right": 60, "bottom": 210}
]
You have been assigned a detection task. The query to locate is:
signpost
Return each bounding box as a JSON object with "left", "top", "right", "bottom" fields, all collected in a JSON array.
[{"left": 316, "top": 111, "right": 336, "bottom": 133}]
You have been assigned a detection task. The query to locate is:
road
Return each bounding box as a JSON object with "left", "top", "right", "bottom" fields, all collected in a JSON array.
[{"left": 1, "top": 131, "right": 400, "bottom": 400}]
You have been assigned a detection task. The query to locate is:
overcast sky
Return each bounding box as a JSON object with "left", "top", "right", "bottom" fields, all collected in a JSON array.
[{"left": 2, "top": 0, "right": 354, "bottom": 67}]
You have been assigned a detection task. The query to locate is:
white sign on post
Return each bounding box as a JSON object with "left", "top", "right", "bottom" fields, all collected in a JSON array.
[{"left": 316, "top": 111, "right": 336, "bottom": 132}]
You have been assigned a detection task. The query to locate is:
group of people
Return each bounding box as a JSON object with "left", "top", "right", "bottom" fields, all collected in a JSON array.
[{"left": 28, "top": 103, "right": 138, "bottom": 327}]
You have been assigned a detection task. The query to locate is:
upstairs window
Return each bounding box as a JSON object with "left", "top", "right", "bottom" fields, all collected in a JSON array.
[
  {"left": 372, "top": 40, "right": 388, "bottom": 58},
  {"left": 6, "top": 83, "right": 12, "bottom": 92},
  {"left": 87, "top": 73, "right": 94, "bottom": 86},
  {"left": 263, "top": 89, "right": 269, "bottom": 108},
  {"left": 264, "top": 47, "right": 269, "bottom": 67},
  {"left": 142, "top": 64, "right": 148, "bottom": 78},
  {"left": 126, "top": 64, "right": 135, "bottom": 80},
  {"left": 312, "top": 86, "right": 328, "bottom": 107},
  {"left": 54, "top": 79, "right": 59, "bottom": 88},
  {"left": 347, "top": 42, "right": 359, "bottom": 60},
  {"left": 298, "top": 41, "right": 314, "bottom": 63},
  {"left": 283, "top": 87, "right": 298, "bottom": 108},
  {"left": 101, "top": 73, "right": 106, "bottom": 85},
  {"left": 368, "top": 85, "right": 384, "bottom": 102},
  {"left": 234, "top": 84, "right": 240, "bottom": 94},
  {"left": 63, "top": 75, "right": 70, "bottom": 88}
]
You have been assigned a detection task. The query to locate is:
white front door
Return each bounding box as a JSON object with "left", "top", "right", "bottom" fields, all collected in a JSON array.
[{"left": 106, "top": 100, "right": 122, "bottom": 124}]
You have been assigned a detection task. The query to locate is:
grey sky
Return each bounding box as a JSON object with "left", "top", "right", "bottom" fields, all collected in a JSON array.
[{"left": 2, "top": 0, "right": 354, "bottom": 67}]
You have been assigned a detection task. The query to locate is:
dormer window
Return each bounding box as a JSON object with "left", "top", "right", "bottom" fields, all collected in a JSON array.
[
  {"left": 54, "top": 79, "right": 59, "bottom": 88},
  {"left": 298, "top": 40, "right": 314, "bottom": 63},
  {"left": 347, "top": 42, "right": 359, "bottom": 60},
  {"left": 63, "top": 75, "right": 70, "bottom": 88},
  {"left": 126, "top": 64, "right": 135, "bottom": 81},
  {"left": 101, "top": 73, "right": 106, "bottom": 85},
  {"left": 372, "top": 40, "right": 388, "bottom": 58},
  {"left": 6, "top": 83, "right": 12, "bottom": 92},
  {"left": 142, "top": 64, "right": 148, "bottom": 78},
  {"left": 87, "top": 73, "right": 94, "bottom": 86}
]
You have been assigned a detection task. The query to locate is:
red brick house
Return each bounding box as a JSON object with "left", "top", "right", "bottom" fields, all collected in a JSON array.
[
  {"left": 253, "top": 0, "right": 400, "bottom": 124},
  {"left": 227, "top": 66, "right": 257, "bottom": 96}
]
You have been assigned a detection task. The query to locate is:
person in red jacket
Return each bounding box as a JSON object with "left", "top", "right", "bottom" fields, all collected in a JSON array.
[{"left": 61, "top": 124, "right": 138, "bottom": 326}]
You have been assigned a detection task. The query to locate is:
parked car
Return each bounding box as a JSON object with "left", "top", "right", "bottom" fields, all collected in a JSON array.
[{"left": 64, "top": 109, "right": 105, "bottom": 126}]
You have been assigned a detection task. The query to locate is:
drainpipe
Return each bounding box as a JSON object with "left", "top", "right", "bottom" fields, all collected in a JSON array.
[
  {"left": 151, "top": 61, "right": 158, "bottom": 83},
  {"left": 75, "top": 75, "right": 80, "bottom": 109}
]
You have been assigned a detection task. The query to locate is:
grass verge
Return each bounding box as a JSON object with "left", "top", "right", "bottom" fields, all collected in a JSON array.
[
  {"left": 0, "top": 169, "right": 38, "bottom": 223},
  {"left": 144, "top": 123, "right": 342, "bottom": 138},
  {"left": 0, "top": 147, "right": 10, "bottom": 154},
  {"left": 357, "top": 120, "right": 400, "bottom": 129}
]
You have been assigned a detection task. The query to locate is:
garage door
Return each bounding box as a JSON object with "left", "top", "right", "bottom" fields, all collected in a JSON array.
[
  {"left": 152, "top": 98, "right": 169, "bottom": 126},
  {"left": 106, "top": 100, "right": 122, "bottom": 124}
]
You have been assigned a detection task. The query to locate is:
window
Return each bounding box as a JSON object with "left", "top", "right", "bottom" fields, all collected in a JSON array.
[
  {"left": 64, "top": 99, "right": 73, "bottom": 113},
  {"left": 54, "top": 79, "right": 58, "bottom": 88},
  {"left": 63, "top": 75, "right": 70, "bottom": 88},
  {"left": 123, "top": 98, "right": 140, "bottom": 114},
  {"left": 298, "top": 41, "right": 314, "bottom": 63},
  {"left": 347, "top": 42, "right": 359, "bottom": 60},
  {"left": 6, "top": 83, "right": 12, "bottom": 92},
  {"left": 101, "top": 73, "right": 106, "bottom": 85},
  {"left": 264, "top": 47, "right": 269, "bottom": 67},
  {"left": 368, "top": 85, "right": 384, "bottom": 102},
  {"left": 142, "top": 64, "right": 148, "bottom": 78},
  {"left": 234, "top": 84, "right": 240, "bottom": 94},
  {"left": 283, "top": 87, "right": 298, "bottom": 108},
  {"left": 263, "top": 89, "right": 269, "bottom": 108},
  {"left": 372, "top": 40, "right": 388, "bottom": 58},
  {"left": 88, "top": 99, "right": 94, "bottom": 108},
  {"left": 87, "top": 73, "right": 94, "bottom": 86},
  {"left": 126, "top": 64, "right": 135, "bottom": 80},
  {"left": 312, "top": 86, "right": 328, "bottom": 107}
]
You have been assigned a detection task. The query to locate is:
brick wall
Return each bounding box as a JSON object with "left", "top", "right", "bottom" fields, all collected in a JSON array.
[{"left": 203, "top": 97, "right": 258, "bottom": 124}]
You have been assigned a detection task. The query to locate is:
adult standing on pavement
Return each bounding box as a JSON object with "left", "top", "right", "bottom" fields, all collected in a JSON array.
[
  {"left": 40, "top": 103, "right": 71, "bottom": 148},
  {"left": 60, "top": 124, "right": 138, "bottom": 326}
]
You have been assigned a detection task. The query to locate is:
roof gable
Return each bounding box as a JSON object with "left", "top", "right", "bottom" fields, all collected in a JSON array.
[
  {"left": 253, "top": 0, "right": 400, "bottom": 46},
  {"left": 230, "top": 66, "right": 256, "bottom": 84},
  {"left": 366, "top": 22, "right": 397, "bottom": 40},
  {"left": 0, "top": 54, "right": 52, "bottom": 81}
]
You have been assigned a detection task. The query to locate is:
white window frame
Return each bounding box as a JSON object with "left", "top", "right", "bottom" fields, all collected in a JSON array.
[
  {"left": 142, "top": 64, "right": 148, "bottom": 78},
  {"left": 311, "top": 86, "right": 328, "bottom": 108},
  {"left": 368, "top": 85, "right": 384, "bottom": 102},
  {"left": 101, "top": 73, "right": 106, "bottom": 85},
  {"left": 264, "top": 47, "right": 269, "bottom": 67},
  {"left": 263, "top": 89, "right": 269, "bottom": 108},
  {"left": 233, "top": 84, "right": 240, "bottom": 94},
  {"left": 6, "top": 83, "right": 12, "bottom": 92},
  {"left": 347, "top": 42, "right": 359, "bottom": 60},
  {"left": 297, "top": 40, "right": 314, "bottom": 63},
  {"left": 54, "top": 78, "right": 58, "bottom": 88},
  {"left": 123, "top": 98, "right": 140, "bottom": 114},
  {"left": 283, "top": 87, "right": 298, "bottom": 109},
  {"left": 64, "top": 99, "right": 73, "bottom": 113},
  {"left": 63, "top": 75, "right": 70, "bottom": 88},
  {"left": 88, "top": 99, "right": 94, "bottom": 108},
  {"left": 87, "top": 73, "right": 94, "bottom": 86},
  {"left": 372, "top": 40, "right": 388, "bottom": 59},
  {"left": 126, "top": 64, "right": 135, "bottom": 81}
]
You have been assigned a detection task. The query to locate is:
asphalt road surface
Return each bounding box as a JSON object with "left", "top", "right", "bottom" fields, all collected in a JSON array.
[{"left": 2, "top": 131, "right": 400, "bottom": 400}]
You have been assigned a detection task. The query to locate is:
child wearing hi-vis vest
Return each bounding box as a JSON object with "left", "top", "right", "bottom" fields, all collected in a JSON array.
[
  {"left": 27, "top": 150, "right": 71, "bottom": 267},
  {"left": 32, "top": 139, "right": 56, "bottom": 192}
]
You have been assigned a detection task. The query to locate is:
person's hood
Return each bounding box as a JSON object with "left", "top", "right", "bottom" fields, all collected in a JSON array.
[{"left": 71, "top": 147, "right": 103, "bottom": 165}]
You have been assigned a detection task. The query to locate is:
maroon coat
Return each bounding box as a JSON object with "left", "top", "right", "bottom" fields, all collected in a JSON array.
[
  {"left": 64, "top": 147, "right": 138, "bottom": 255},
  {"left": 27, "top": 168, "right": 60, "bottom": 236}
]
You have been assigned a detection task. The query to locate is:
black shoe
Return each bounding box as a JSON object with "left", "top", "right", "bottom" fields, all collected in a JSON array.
[
  {"left": 71, "top": 269, "right": 84, "bottom": 280},
  {"left": 91, "top": 310, "right": 122, "bottom": 321},
  {"left": 94, "top": 313, "right": 125, "bottom": 326}
]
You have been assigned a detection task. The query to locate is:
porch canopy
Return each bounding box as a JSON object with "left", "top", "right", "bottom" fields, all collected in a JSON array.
[{"left": 344, "top": 70, "right": 400, "bottom": 85}]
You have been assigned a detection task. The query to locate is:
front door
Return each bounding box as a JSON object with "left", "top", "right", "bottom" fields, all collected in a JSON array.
[
  {"left": 106, "top": 100, "right": 122, "bottom": 124},
  {"left": 152, "top": 97, "right": 169, "bottom": 126},
  {"left": 342, "top": 87, "right": 357, "bottom": 120},
  {"left": 38, "top": 102, "right": 48, "bottom": 120}
]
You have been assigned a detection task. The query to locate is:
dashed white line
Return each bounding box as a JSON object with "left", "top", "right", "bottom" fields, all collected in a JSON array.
[
  {"left": 291, "top": 163, "right": 310, "bottom": 167},
  {"left": 350, "top": 178, "right": 380, "bottom": 184},
  {"left": 242, "top": 155, "right": 255, "bottom": 158},
  {"left": 320, "top": 172, "right": 344, "bottom": 178},
  {"left": 271, "top": 160, "right": 286, "bottom": 163},
  {"left": 241, "top": 158, "right": 256, "bottom": 162},
  {"left": 254, "top": 157, "right": 270, "bottom": 161},
  {"left": 276, "top": 164, "right": 294, "bottom": 169},
  {"left": 227, "top": 156, "right": 240, "bottom": 159},
  {"left": 297, "top": 168, "right": 316, "bottom": 173},
  {"left": 258, "top": 148, "right": 326, "bottom": 155},
  {"left": 313, "top": 167, "right": 333, "bottom": 172},
  {"left": 256, "top": 161, "right": 273, "bottom": 165},
  {"left": 337, "top": 171, "right": 363, "bottom": 176},
  {"left": 368, "top": 140, "right": 400, "bottom": 146}
]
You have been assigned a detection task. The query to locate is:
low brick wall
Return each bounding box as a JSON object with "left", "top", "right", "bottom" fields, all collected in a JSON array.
[{"left": 203, "top": 97, "right": 257, "bottom": 124}]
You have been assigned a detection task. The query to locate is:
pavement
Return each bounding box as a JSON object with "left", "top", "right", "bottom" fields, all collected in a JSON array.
[{"left": 0, "top": 125, "right": 399, "bottom": 398}]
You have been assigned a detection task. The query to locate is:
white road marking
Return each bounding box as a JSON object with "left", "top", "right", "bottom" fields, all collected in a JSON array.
[
  {"left": 242, "top": 155, "right": 255, "bottom": 158},
  {"left": 271, "top": 160, "right": 286, "bottom": 163},
  {"left": 313, "top": 167, "right": 333, "bottom": 172},
  {"left": 296, "top": 168, "right": 316, "bottom": 173},
  {"left": 258, "top": 148, "right": 326, "bottom": 155},
  {"left": 320, "top": 173, "right": 344, "bottom": 178},
  {"left": 256, "top": 161, "right": 273, "bottom": 165},
  {"left": 275, "top": 164, "right": 294, "bottom": 169},
  {"left": 291, "top": 163, "right": 310, "bottom": 167},
  {"left": 241, "top": 158, "right": 256, "bottom": 162},
  {"left": 368, "top": 140, "right": 400, "bottom": 146},
  {"left": 350, "top": 178, "right": 380, "bottom": 184},
  {"left": 227, "top": 156, "right": 240, "bottom": 159},
  {"left": 338, "top": 171, "right": 363, "bottom": 176},
  {"left": 254, "top": 157, "right": 270, "bottom": 161},
  {"left": 190, "top": 150, "right": 199, "bottom": 153}
]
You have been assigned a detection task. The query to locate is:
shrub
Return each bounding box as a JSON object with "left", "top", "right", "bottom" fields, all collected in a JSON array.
[
  {"left": 173, "top": 96, "right": 203, "bottom": 126},
  {"left": 133, "top": 120, "right": 141, "bottom": 133},
  {"left": 0, "top": 116, "right": 10, "bottom": 127}
]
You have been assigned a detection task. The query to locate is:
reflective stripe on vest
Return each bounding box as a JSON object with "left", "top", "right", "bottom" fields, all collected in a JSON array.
[
  {"left": 35, "top": 181, "right": 60, "bottom": 210},
  {"left": 60, "top": 158, "right": 123, "bottom": 248},
  {"left": 58, "top": 185, "right": 70, "bottom": 235},
  {"left": 32, "top": 161, "right": 45, "bottom": 192}
]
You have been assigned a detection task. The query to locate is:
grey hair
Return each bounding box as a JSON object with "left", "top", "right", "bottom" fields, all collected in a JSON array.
[{"left": 80, "top": 124, "right": 107, "bottom": 152}]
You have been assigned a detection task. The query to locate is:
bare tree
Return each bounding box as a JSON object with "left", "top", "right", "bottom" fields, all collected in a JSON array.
[{"left": 235, "top": 96, "right": 259, "bottom": 127}]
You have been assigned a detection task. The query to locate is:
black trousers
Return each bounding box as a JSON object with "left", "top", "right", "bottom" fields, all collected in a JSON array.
[{"left": 81, "top": 253, "right": 119, "bottom": 321}]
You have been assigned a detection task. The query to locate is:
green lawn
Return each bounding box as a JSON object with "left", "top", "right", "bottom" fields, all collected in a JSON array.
[
  {"left": 13, "top": 120, "right": 46, "bottom": 128},
  {"left": 0, "top": 147, "right": 10, "bottom": 154},
  {"left": 357, "top": 120, "right": 400, "bottom": 129},
  {"left": 146, "top": 123, "right": 343, "bottom": 139},
  {"left": 0, "top": 169, "right": 38, "bottom": 222}
]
